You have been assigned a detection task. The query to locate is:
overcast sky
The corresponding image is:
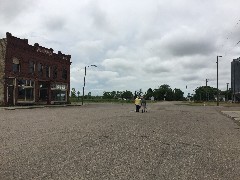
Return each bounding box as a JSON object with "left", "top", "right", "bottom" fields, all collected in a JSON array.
[{"left": 1, "top": 0, "right": 240, "bottom": 96}]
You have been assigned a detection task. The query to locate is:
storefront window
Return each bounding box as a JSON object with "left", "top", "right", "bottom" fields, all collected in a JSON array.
[
  {"left": 18, "top": 88, "right": 25, "bottom": 101},
  {"left": 26, "top": 88, "right": 34, "bottom": 101},
  {"left": 18, "top": 87, "right": 34, "bottom": 101},
  {"left": 51, "top": 90, "right": 66, "bottom": 101},
  {"left": 17, "top": 79, "right": 34, "bottom": 102},
  {"left": 51, "top": 83, "right": 67, "bottom": 102},
  {"left": 18, "top": 79, "right": 34, "bottom": 86}
]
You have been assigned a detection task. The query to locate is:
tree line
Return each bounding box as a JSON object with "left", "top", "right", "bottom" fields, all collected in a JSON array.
[
  {"left": 71, "top": 84, "right": 185, "bottom": 101},
  {"left": 192, "top": 86, "right": 231, "bottom": 101}
]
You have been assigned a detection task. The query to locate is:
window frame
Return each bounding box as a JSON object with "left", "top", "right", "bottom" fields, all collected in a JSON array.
[{"left": 29, "top": 61, "right": 35, "bottom": 74}]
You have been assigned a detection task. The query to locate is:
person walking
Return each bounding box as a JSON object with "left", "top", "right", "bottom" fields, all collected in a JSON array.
[
  {"left": 134, "top": 96, "right": 141, "bottom": 112},
  {"left": 141, "top": 96, "right": 147, "bottom": 113}
]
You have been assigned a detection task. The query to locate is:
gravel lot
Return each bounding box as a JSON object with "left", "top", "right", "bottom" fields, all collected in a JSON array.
[{"left": 1, "top": 102, "right": 240, "bottom": 180}]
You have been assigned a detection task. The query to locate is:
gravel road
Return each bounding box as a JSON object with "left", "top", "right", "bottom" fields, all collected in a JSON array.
[{"left": 1, "top": 102, "right": 240, "bottom": 180}]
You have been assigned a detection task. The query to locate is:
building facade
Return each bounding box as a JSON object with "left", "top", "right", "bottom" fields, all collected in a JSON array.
[
  {"left": 0, "top": 32, "right": 71, "bottom": 106},
  {"left": 231, "top": 57, "right": 240, "bottom": 102}
]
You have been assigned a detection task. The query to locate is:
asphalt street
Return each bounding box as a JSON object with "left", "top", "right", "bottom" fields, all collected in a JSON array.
[{"left": 1, "top": 102, "right": 240, "bottom": 180}]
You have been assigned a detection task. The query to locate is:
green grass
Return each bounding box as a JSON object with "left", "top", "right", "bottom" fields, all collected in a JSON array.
[
  {"left": 70, "top": 98, "right": 134, "bottom": 104},
  {"left": 69, "top": 98, "right": 156, "bottom": 105}
]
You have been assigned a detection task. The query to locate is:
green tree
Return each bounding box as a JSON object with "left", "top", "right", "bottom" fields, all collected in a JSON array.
[
  {"left": 222, "top": 89, "right": 232, "bottom": 101},
  {"left": 102, "top": 91, "right": 112, "bottom": 99},
  {"left": 122, "top": 90, "right": 133, "bottom": 100},
  {"left": 194, "top": 86, "right": 218, "bottom": 101},
  {"left": 111, "top": 91, "right": 117, "bottom": 99},
  {"left": 116, "top": 91, "right": 123, "bottom": 99},
  {"left": 71, "top": 88, "right": 76, "bottom": 98},
  {"left": 174, "top": 88, "right": 184, "bottom": 101},
  {"left": 87, "top": 92, "right": 92, "bottom": 99},
  {"left": 134, "top": 89, "right": 143, "bottom": 98},
  {"left": 154, "top": 84, "right": 174, "bottom": 101},
  {"left": 146, "top": 88, "right": 154, "bottom": 100}
]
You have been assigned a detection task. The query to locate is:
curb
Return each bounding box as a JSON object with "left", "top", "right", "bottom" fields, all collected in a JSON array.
[
  {"left": 2, "top": 104, "right": 82, "bottom": 110},
  {"left": 221, "top": 111, "right": 240, "bottom": 126}
]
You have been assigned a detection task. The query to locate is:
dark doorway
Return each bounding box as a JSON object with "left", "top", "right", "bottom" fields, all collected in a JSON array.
[
  {"left": 39, "top": 81, "right": 49, "bottom": 102},
  {"left": 7, "top": 86, "right": 14, "bottom": 106}
]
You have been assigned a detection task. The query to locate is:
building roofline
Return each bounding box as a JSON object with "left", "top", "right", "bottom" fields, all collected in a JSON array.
[{"left": 5, "top": 32, "right": 71, "bottom": 61}]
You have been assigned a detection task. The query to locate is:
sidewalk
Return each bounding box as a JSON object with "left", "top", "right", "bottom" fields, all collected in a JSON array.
[
  {"left": 221, "top": 111, "right": 240, "bottom": 121},
  {"left": 1, "top": 104, "right": 82, "bottom": 110}
]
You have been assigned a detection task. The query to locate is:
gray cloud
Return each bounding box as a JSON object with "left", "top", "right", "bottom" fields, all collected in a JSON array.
[
  {"left": 88, "top": 2, "right": 110, "bottom": 32},
  {"left": 167, "top": 39, "right": 215, "bottom": 57},
  {"left": 143, "top": 57, "right": 172, "bottom": 74},
  {"left": 1, "top": 0, "right": 240, "bottom": 96},
  {"left": 0, "top": 0, "right": 35, "bottom": 22},
  {"left": 180, "top": 56, "right": 209, "bottom": 70},
  {"left": 181, "top": 74, "right": 200, "bottom": 81},
  {"left": 160, "top": 27, "right": 217, "bottom": 57},
  {"left": 44, "top": 17, "right": 67, "bottom": 31}
]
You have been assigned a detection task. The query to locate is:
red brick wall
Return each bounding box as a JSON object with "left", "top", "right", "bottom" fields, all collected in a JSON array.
[
  {"left": 0, "top": 38, "right": 7, "bottom": 105},
  {"left": 4, "top": 32, "right": 71, "bottom": 105}
]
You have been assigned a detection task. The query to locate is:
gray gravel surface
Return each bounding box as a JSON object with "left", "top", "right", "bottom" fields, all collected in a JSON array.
[{"left": 1, "top": 102, "right": 240, "bottom": 180}]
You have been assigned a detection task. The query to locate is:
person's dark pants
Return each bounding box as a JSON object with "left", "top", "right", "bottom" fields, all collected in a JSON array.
[{"left": 136, "top": 105, "right": 140, "bottom": 112}]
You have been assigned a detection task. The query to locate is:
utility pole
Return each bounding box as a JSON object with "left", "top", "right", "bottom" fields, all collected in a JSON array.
[
  {"left": 206, "top": 79, "right": 209, "bottom": 101},
  {"left": 82, "top": 86, "right": 84, "bottom": 105},
  {"left": 82, "top": 65, "right": 97, "bottom": 105},
  {"left": 233, "top": 63, "right": 236, "bottom": 103},
  {"left": 217, "top": 56, "right": 222, "bottom": 106},
  {"left": 226, "top": 83, "right": 229, "bottom": 102}
]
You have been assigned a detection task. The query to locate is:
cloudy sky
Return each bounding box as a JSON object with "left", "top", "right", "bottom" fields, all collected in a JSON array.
[{"left": 1, "top": 0, "right": 240, "bottom": 96}]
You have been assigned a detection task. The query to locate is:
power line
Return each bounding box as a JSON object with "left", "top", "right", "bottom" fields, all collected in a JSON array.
[
  {"left": 224, "top": 39, "right": 240, "bottom": 57},
  {"left": 218, "top": 19, "right": 240, "bottom": 57}
]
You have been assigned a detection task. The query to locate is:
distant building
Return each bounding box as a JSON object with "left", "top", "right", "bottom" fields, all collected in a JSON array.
[
  {"left": 214, "top": 95, "right": 226, "bottom": 102},
  {"left": 231, "top": 57, "right": 240, "bottom": 102},
  {"left": 0, "top": 32, "right": 71, "bottom": 106},
  {"left": 150, "top": 96, "right": 154, "bottom": 101}
]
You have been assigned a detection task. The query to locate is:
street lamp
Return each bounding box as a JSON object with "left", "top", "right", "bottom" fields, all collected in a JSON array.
[
  {"left": 233, "top": 63, "right": 236, "bottom": 103},
  {"left": 226, "top": 83, "right": 229, "bottom": 102},
  {"left": 206, "top": 79, "right": 209, "bottom": 101},
  {"left": 217, "top": 55, "right": 222, "bottom": 106},
  {"left": 206, "top": 79, "right": 209, "bottom": 87},
  {"left": 82, "top": 64, "right": 97, "bottom": 105}
]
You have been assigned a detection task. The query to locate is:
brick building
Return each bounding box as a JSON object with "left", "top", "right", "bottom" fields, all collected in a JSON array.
[{"left": 0, "top": 32, "right": 71, "bottom": 106}]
